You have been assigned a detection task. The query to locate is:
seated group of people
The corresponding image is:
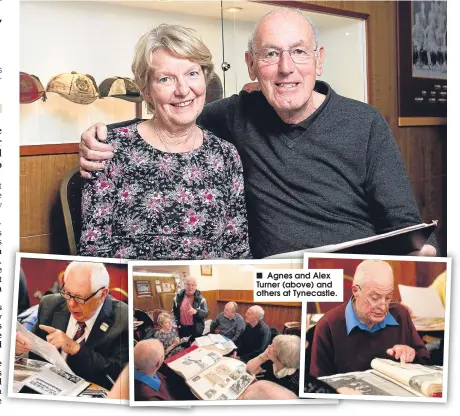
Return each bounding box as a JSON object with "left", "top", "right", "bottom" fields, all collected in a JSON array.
[
  {"left": 134, "top": 275, "right": 303, "bottom": 400},
  {"left": 134, "top": 332, "right": 302, "bottom": 401}
]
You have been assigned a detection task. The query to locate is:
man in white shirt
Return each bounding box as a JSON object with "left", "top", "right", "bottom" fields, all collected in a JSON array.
[{"left": 15, "top": 261, "right": 129, "bottom": 389}]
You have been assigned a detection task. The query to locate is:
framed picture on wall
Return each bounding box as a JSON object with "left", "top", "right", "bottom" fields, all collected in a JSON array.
[
  {"left": 200, "top": 265, "right": 212, "bottom": 276},
  {"left": 134, "top": 280, "right": 153, "bottom": 297},
  {"left": 162, "top": 282, "right": 172, "bottom": 292},
  {"left": 397, "top": 1, "right": 447, "bottom": 126}
]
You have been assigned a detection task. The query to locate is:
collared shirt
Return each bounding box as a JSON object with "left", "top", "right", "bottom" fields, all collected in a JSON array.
[
  {"left": 62, "top": 302, "right": 104, "bottom": 360},
  {"left": 134, "top": 369, "right": 161, "bottom": 392},
  {"left": 211, "top": 312, "right": 245, "bottom": 341},
  {"left": 345, "top": 298, "right": 399, "bottom": 335}
]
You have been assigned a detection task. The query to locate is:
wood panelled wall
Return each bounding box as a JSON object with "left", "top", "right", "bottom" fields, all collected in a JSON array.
[
  {"left": 133, "top": 275, "right": 176, "bottom": 311},
  {"left": 19, "top": 1, "right": 446, "bottom": 256},
  {"left": 217, "top": 289, "right": 302, "bottom": 333},
  {"left": 298, "top": 0, "right": 447, "bottom": 254},
  {"left": 134, "top": 287, "right": 301, "bottom": 333},
  {"left": 306, "top": 257, "right": 447, "bottom": 313},
  {"left": 20, "top": 152, "right": 79, "bottom": 254}
]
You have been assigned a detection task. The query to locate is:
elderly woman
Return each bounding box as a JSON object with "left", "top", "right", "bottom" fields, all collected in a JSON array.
[
  {"left": 153, "top": 312, "right": 186, "bottom": 358},
  {"left": 79, "top": 24, "right": 250, "bottom": 260},
  {"left": 246, "top": 334, "right": 301, "bottom": 394}
]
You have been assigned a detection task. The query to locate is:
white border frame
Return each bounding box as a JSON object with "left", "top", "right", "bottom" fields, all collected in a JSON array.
[
  {"left": 8, "top": 252, "right": 130, "bottom": 405},
  {"left": 127, "top": 258, "right": 336, "bottom": 406},
  {"left": 298, "top": 252, "right": 451, "bottom": 403}
]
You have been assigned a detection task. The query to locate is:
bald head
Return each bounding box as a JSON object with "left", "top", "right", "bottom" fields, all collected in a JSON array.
[
  {"left": 134, "top": 339, "right": 164, "bottom": 376},
  {"left": 245, "top": 305, "right": 264, "bottom": 326},
  {"left": 353, "top": 260, "right": 394, "bottom": 288},
  {"left": 185, "top": 276, "right": 198, "bottom": 296},
  {"left": 239, "top": 380, "right": 297, "bottom": 400},
  {"left": 224, "top": 302, "right": 238, "bottom": 319},
  {"left": 248, "top": 8, "right": 318, "bottom": 53}
]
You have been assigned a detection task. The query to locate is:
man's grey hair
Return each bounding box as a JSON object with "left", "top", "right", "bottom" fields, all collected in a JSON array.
[
  {"left": 64, "top": 261, "right": 110, "bottom": 292},
  {"left": 247, "top": 8, "right": 319, "bottom": 53},
  {"left": 240, "top": 380, "right": 297, "bottom": 400},
  {"left": 353, "top": 260, "right": 394, "bottom": 287},
  {"left": 273, "top": 335, "right": 301, "bottom": 369},
  {"left": 227, "top": 301, "right": 238, "bottom": 312},
  {"left": 134, "top": 339, "right": 164, "bottom": 376},
  {"left": 251, "top": 305, "right": 264, "bottom": 321}
]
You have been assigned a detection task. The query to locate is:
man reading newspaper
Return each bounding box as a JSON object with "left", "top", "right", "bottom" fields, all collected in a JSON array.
[
  {"left": 310, "top": 260, "right": 430, "bottom": 377},
  {"left": 15, "top": 261, "right": 129, "bottom": 389}
]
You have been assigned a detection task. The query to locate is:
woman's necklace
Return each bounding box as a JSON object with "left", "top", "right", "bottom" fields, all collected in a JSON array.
[{"left": 152, "top": 120, "right": 197, "bottom": 155}]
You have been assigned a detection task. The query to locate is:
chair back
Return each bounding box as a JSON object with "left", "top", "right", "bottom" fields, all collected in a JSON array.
[{"left": 60, "top": 166, "right": 85, "bottom": 255}]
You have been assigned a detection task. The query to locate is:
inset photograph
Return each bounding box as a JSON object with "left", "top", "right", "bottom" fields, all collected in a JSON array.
[
  {"left": 128, "top": 260, "right": 333, "bottom": 405},
  {"left": 9, "top": 254, "right": 130, "bottom": 403},
  {"left": 300, "top": 254, "right": 450, "bottom": 402}
]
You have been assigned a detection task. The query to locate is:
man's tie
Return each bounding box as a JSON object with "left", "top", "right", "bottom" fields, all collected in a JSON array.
[{"left": 73, "top": 321, "right": 86, "bottom": 347}]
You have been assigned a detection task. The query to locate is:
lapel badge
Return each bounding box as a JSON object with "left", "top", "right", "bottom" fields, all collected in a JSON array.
[{"left": 100, "top": 322, "right": 109, "bottom": 332}]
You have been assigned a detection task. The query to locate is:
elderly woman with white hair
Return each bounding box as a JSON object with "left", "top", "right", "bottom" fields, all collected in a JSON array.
[
  {"left": 246, "top": 334, "right": 301, "bottom": 394},
  {"left": 79, "top": 24, "right": 250, "bottom": 260}
]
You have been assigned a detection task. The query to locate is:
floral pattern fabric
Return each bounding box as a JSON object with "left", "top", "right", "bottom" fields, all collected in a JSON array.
[
  {"left": 79, "top": 120, "right": 251, "bottom": 260},
  {"left": 153, "top": 329, "right": 185, "bottom": 358}
]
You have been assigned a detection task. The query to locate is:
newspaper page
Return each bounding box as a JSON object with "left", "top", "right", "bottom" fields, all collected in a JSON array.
[
  {"left": 13, "top": 358, "right": 53, "bottom": 386},
  {"left": 319, "top": 371, "right": 418, "bottom": 397},
  {"left": 20, "top": 366, "right": 90, "bottom": 396},
  {"left": 16, "top": 322, "right": 73, "bottom": 374},
  {"left": 167, "top": 348, "right": 222, "bottom": 380},
  {"left": 195, "top": 334, "right": 237, "bottom": 351},
  {"left": 370, "top": 359, "right": 443, "bottom": 397},
  {"left": 187, "top": 358, "right": 255, "bottom": 400}
]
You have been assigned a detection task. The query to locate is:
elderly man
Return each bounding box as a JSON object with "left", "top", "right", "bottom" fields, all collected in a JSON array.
[
  {"left": 79, "top": 8, "right": 435, "bottom": 258},
  {"left": 133, "top": 339, "right": 175, "bottom": 401},
  {"left": 233, "top": 305, "right": 271, "bottom": 363},
  {"left": 15, "top": 261, "right": 129, "bottom": 389},
  {"left": 210, "top": 301, "right": 245, "bottom": 342},
  {"left": 172, "top": 276, "right": 209, "bottom": 339},
  {"left": 310, "top": 260, "right": 430, "bottom": 378}
]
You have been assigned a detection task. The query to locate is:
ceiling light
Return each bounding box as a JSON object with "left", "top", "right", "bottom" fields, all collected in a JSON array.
[{"left": 225, "top": 7, "right": 243, "bottom": 13}]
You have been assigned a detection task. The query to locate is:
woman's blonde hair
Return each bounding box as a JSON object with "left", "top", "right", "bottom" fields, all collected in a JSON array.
[
  {"left": 273, "top": 335, "right": 301, "bottom": 369},
  {"left": 157, "top": 312, "right": 172, "bottom": 328},
  {"left": 132, "top": 24, "right": 214, "bottom": 113}
]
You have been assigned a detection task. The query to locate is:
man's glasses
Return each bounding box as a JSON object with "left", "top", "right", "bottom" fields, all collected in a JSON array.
[
  {"left": 253, "top": 47, "right": 317, "bottom": 65},
  {"left": 59, "top": 284, "right": 106, "bottom": 305},
  {"left": 355, "top": 285, "right": 394, "bottom": 308}
]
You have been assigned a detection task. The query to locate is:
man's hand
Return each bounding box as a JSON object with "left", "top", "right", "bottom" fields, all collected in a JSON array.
[
  {"left": 187, "top": 306, "right": 197, "bottom": 316},
  {"left": 16, "top": 333, "right": 32, "bottom": 356},
  {"left": 409, "top": 244, "right": 437, "bottom": 257},
  {"left": 337, "top": 387, "right": 363, "bottom": 395},
  {"left": 386, "top": 345, "right": 416, "bottom": 364},
  {"left": 79, "top": 123, "right": 114, "bottom": 178},
  {"left": 40, "top": 325, "right": 81, "bottom": 356}
]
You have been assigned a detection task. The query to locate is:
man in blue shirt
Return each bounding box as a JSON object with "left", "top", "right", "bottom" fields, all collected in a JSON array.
[
  {"left": 133, "top": 339, "right": 175, "bottom": 401},
  {"left": 310, "top": 260, "right": 430, "bottom": 377}
]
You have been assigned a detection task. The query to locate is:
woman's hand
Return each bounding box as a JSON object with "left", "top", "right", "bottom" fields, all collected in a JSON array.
[{"left": 260, "top": 345, "right": 271, "bottom": 361}]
